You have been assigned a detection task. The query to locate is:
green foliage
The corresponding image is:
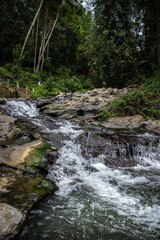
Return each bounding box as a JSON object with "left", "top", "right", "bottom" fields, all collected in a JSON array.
[
  {"left": 108, "top": 75, "right": 160, "bottom": 120},
  {"left": 18, "top": 71, "right": 41, "bottom": 88},
  {"left": 0, "top": 67, "right": 13, "bottom": 79},
  {"left": 31, "top": 69, "right": 90, "bottom": 98},
  {"left": 32, "top": 86, "right": 60, "bottom": 98},
  {"left": 98, "top": 108, "right": 115, "bottom": 122}
]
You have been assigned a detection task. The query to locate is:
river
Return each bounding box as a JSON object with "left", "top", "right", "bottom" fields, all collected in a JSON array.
[{"left": 2, "top": 100, "right": 160, "bottom": 240}]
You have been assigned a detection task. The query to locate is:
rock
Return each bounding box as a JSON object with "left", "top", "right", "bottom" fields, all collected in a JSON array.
[
  {"left": 47, "top": 149, "right": 59, "bottom": 164},
  {"left": 91, "top": 98, "right": 99, "bottom": 105},
  {"left": 0, "top": 166, "right": 57, "bottom": 211},
  {"left": 40, "top": 87, "right": 132, "bottom": 123},
  {"left": 77, "top": 130, "right": 140, "bottom": 167},
  {"left": 144, "top": 120, "right": 160, "bottom": 132},
  {"left": 0, "top": 98, "right": 5, "bottom": 105},
  {"left": 119, "top": 87, "right": 129, "bottom": 96},
  {"left": 0, "top": 112, "right": 21, "bottom": 144},
  {"left": 99, "top": 115, "right": 160, "bottom": 133},
  {"left": 0, "top": 203, "right": 24, "bottom": 240},
  {"left": 0, "top": 140, "right": 50, "bottom": 174},
  {"left": 0, "top": 165, "right": 57, "bottom": 239},
  {"left": 37, "top": 98, "right": 51, "bottom": 108},
  {"left": 32, "top": 133, "right": 41, "bottom": 139},
  {"left": 15, "top": 118, "right": 38, "bottom": 132},
  {"left": 100, "top": 115, "right": 144, "bottom": 130}
]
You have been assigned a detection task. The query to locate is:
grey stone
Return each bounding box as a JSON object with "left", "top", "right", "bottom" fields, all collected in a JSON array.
[{"left": 0, "top": 203, "right": 24, "bottom": 240}]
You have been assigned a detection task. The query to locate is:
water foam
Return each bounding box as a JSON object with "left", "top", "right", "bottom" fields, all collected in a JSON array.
[
  {"left": 3, "top": 100, "right": 39, "bottom": 118},
  {"left": 47, "top": 121, "right": 160, "bottom": 232}
]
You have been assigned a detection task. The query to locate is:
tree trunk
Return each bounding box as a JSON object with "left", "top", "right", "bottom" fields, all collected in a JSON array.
[
  {"left": 20, "top": 0, "right": 44, "bottom": 58},
  {"left": 156, "top": 6, "right": 160, "bottom": 68},
  {"left": 47, "top": 42, "right": 49, "bottom": 58},
  {"left": 34, "top": 16, "right": 39, "bottom": 72},
  {"left": 36, "top": 5, "right": 60, "bottom": 72}
]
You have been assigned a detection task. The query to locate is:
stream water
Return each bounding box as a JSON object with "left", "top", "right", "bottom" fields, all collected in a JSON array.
[{"left": 2, "top": 100, "right": 160, "bottom": 240}]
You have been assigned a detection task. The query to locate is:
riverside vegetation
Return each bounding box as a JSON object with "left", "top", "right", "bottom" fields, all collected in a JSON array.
[{"left": 1, "top": 65, "right": 160, "bottom": 121}]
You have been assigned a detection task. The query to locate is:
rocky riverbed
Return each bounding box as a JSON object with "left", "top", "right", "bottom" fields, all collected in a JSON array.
[
  {"left": 0, "top": 110, "right": 57, "bottom": 240},
  {"left": 0, "top": 87, "right": 160, "bottom": 240},
  {"left": 37, "top": 87, "right": 160, "bottom": 132}
]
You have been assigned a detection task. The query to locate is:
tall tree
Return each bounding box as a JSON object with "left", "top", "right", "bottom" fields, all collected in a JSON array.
[
  {"left": 0, "top": 0, "right": 36, "bottom": 65},
  {"left": 20, "top": 0, "right": 44, "bottom": 58},
  {"left": 86, "top": 0, "right": 138, "bottom": 87}
]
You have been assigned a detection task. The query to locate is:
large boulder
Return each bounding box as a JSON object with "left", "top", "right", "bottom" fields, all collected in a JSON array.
[
  {"left": 0, "top": 166, "right": 57, "bottom": 212},
  {"left": 0, "top": 203, "right": 24, "bottom": 240},
  {"left": 0, "top": 140, "right": 50, "bottom": 174}
]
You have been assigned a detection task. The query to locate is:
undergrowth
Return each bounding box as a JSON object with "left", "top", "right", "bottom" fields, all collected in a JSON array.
[{"left": 99, "top": 74, "right": 160, "bottom": 121}]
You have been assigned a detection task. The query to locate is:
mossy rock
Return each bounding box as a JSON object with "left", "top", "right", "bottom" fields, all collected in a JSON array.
[
  {"left": 0, "top": 140, "right": 51, "bottom": 175},
  {"left": 25, "top": 142, "right": 51, "bottom": 172},
  {"left": 0, "top": 166, "right": 57, "bottom": 212}
]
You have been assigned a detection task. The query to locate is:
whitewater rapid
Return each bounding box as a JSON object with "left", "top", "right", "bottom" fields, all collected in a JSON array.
[{"left": 2, "top": 100, "right": 160, "bottom": 240}]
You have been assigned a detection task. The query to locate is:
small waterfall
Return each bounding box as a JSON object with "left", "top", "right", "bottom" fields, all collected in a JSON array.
[
  {"left": 2, "top": 100, "right": 160, "bottom": 240},
  {"left": 1, "top": 100, "right": 39, "bottom": 118},
  {"left": 47, "top": 122, "right": 160, "bottom": 236}
]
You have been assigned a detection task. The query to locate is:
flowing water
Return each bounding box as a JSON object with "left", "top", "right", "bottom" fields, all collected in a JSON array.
[{"left": 2, "top": 100, "right": 160, "bottom": 240}]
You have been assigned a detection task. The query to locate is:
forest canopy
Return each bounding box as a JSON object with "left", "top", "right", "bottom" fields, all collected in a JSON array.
[{"left": 0, "top": 0, "right": 160, "bottom": 90}]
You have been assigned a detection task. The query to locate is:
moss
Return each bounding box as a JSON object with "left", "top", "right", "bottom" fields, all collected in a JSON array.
[
  {"left": 25, "top": 142, "right": 50, "bottom": 170},
  {"left": 0, "top": 174, "right": 57, "bottom": 212},
  {"left": 10, "top": 130, "right": 22, "bottom": 139}
]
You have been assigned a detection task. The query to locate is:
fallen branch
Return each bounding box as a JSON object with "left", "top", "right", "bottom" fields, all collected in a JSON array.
[{"left": 85, "top": 113, "right": 101, "bottom": 124}]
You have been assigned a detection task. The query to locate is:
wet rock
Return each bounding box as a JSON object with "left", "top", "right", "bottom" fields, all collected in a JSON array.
[
  {"left": 47, "top": 148, "right": 59, "bottom": 164},
  {"left": 0, "top": 166, "right": 57, "bottom": 211},
  {"left": 1, "top": 133, "right": 33, "bottom": 147},
  {"left": 0, "top": 112, "right": 21, "bottom": 144},
  {"left": 77, "top": 130, "right": 139, "bottom": 167},
  {"left": 0, "top": 140, "right": 50, "bottom": 174},
  {"left": 0, "top": 165, "right": 57, "bottom": 240},
  {"left": 0, "top": 98, "right": 5, "bottom": 105},
  {"left": 0, "top": 203, "right": 24, "bottom": 240},
  {"left": 15, "top": 118, "right": 38, "bottom": 132},
  {"left": 37, "top": 98, "right": 52, "bottom": 108},
  {"left": 0, "top": 161, "right": 57, "bottom": 235}
]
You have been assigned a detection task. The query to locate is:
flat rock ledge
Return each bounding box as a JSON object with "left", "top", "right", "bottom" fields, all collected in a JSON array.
[{"left": 98, "top": 115, "right": 160, "bottom": 133}]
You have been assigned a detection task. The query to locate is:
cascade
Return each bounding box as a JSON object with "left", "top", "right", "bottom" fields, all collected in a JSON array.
[{"left": 2, "top": 100, "right": 160, "bottom": 240}]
